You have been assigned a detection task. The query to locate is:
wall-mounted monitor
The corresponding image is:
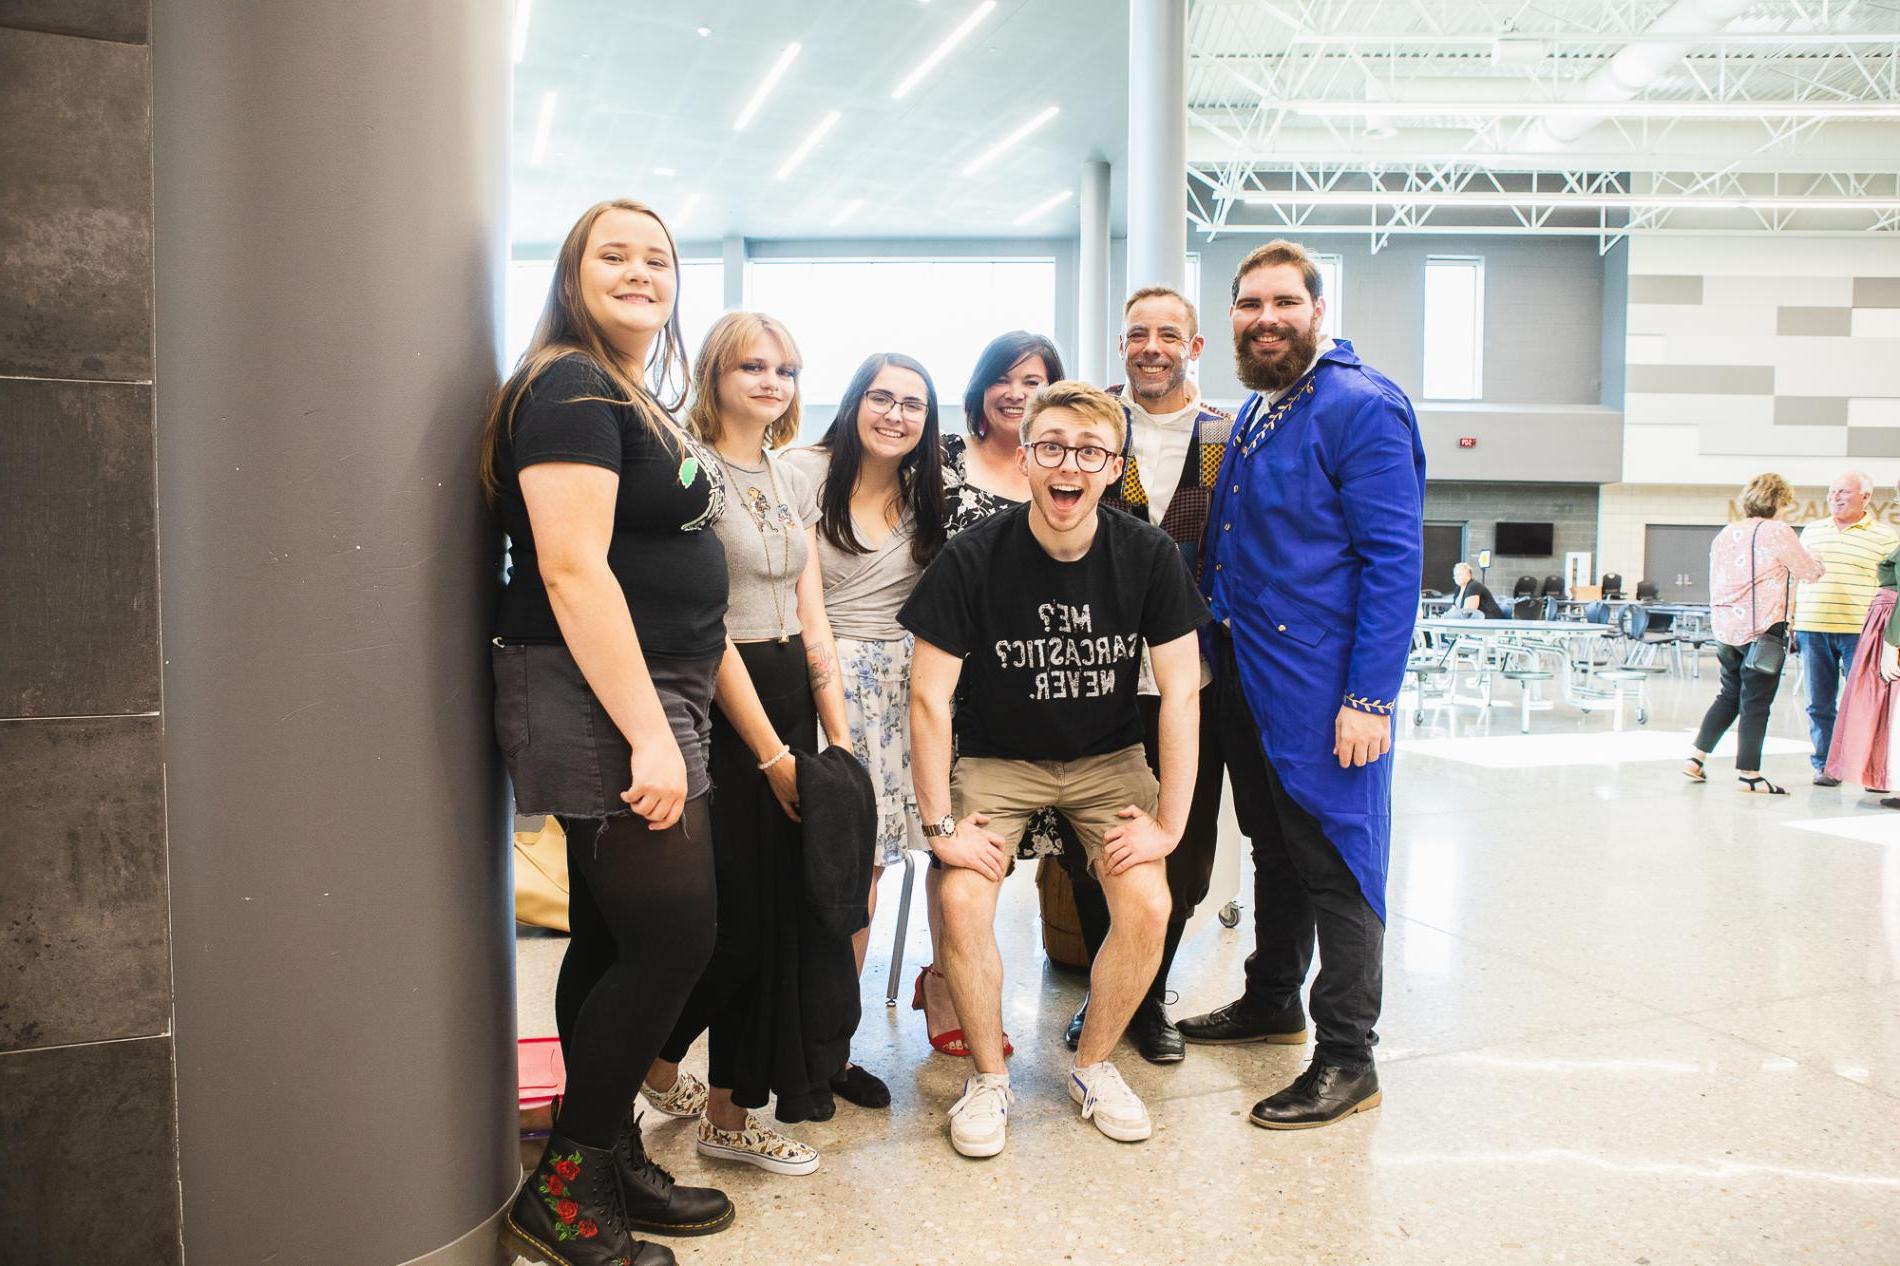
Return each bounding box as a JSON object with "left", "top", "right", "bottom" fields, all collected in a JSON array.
[{"left": 1495, "top": 521, "right": 1554, "bottom": 555}]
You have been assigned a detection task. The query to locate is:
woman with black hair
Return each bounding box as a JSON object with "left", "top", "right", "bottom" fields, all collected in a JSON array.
[
  {"left": 783, "top": 352, "right": 946, "bottom": 1108},
  {"left": 943, "top": 329, "right": 1063, "bottom": 533}
]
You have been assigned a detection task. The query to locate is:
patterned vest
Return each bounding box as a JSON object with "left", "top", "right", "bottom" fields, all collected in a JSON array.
[{"left": 1099, "top": 387, "right": 1234, "bottom": 579}]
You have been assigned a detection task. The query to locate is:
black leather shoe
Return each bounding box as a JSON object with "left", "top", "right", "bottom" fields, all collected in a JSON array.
[
  {"left": 1128, "top": 995, "right": 1185, "bottom": 1064},
  {"left": 1064, "top": 995, "right": 1088, "bottom": 1051},
  {"left": 615, "top": 1111, "right": 735, "bottom": 1238},
  {"left": 1248, "top": 1058, "right": 1381, "bottom": 1130},
  {"left": 1177, "top": 998, "right": 1308, "bottom": 1045}
]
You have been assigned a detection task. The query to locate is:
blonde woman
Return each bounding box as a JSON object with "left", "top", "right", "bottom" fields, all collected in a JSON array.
[
  {"left": 1685, "top": 473, "right": 1825, "bottom": 794},
  {"left": 639, "top": 312, "right": 854, "bottom": 1174},
  {"left": 485, "top": 199, "right": 732, "bottom": 1266}
]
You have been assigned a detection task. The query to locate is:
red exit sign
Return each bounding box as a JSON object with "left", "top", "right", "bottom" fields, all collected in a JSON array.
[{"left": 1458, "top": 437, "right": 1478, "bottom": 448}]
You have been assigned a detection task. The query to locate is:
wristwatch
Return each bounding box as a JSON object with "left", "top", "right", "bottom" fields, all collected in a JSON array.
[{"left": 922, "top": 814, "right": 957, "bottom": 839}]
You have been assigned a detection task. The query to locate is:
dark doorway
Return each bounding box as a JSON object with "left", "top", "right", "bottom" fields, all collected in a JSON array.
[
  {"left": 1422, "top": 521, "right": 1468, "bottom": 594},
  {"left": 1643, "top": 524, "right": 1723, "bottom": 602}
]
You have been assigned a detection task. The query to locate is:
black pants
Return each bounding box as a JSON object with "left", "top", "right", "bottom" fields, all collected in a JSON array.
[
  {"left": 657, "top": 638, "right": 814, "bottom": 1108},
  {"left": 1216, "top": 629, "right": 1383, "bottom": 1069},
  {"left": 1062, "top": 686, "right": 1223, "bottom": 999},
  {"left": 552, "top": 800, "right": 717, "bottom": 1148},
  {"left": 1693, "top": 639, "right": 1784, "bottom": 771}
]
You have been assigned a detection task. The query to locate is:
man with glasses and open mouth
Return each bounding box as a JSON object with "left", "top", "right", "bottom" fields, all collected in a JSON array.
[{"left": 900, "top": 380, "right": 1209, "bottom": 1157}]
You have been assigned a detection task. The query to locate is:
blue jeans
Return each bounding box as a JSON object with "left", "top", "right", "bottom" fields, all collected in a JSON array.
[{"left": 1798, "top": 630, "right": 1860, "bottom": 770}]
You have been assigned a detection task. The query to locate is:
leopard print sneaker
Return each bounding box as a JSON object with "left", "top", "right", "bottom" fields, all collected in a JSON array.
[
  {"left": 640, "top": 1069, "right": 708, "bottom": 1119},
  {"left": 695, "top": 1112, "right": 820, "bottom": 1176}
]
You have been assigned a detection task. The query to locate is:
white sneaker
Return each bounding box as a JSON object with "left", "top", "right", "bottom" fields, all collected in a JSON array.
[
  {"left": 1069, "top": 1060, "right": 1151, "bottom": 1142},
  {"left": 695, "top": 1112, "right": 820, "bottom": 1176},
  {"left": 947, "top": 1073, "right": 1013, "bottom": 1158},
  {"left": 640, "top": 1069, "right": 708, "bottom": 1118}
]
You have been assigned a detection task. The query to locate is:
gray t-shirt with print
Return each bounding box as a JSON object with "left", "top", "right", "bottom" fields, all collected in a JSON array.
[{"left": 711, "top": 450, "right": 818, "bottom": 641}]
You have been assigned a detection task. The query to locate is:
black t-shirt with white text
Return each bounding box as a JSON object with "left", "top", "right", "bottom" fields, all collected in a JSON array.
[{"left": 899, "top": 503, "right": 1209, "bottom": 760}]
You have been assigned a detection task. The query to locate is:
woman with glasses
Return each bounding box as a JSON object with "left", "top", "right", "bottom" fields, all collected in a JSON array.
[
  {"left": 783, "top": 353, "right": 947, "bottom": 1109},
  {"left": 908, "top": 331, "right": 1076, "bottom": 1057}
]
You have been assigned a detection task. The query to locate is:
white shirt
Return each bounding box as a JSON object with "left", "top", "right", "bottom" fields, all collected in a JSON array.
[{"left": 1124, "top": 393, "right": 1201, "bottom": 527}]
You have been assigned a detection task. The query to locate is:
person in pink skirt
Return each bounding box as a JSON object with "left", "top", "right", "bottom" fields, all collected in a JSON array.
[{"left": 1825, "top": 503, "right": 1900, "bottom": 799}]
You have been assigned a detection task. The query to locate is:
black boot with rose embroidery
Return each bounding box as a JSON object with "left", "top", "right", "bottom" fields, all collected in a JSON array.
[{"left": 504, "top": 1134, "right": 675, "bottom": 1266}]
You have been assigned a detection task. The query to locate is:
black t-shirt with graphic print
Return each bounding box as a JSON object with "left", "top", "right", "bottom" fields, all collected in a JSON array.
[
  {"left": 493, "top": 355, "right": 728, "bottom": 655},
  {"left": 899, "top": 502, "right": 1209, "bottom": 761}
]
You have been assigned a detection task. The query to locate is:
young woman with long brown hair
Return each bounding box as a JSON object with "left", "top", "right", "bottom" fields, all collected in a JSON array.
[{"left": 485, "top": 199, "right": 733, "bottom": 1266}]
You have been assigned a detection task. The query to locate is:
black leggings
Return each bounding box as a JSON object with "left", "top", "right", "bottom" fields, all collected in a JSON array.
[{"left": 552, "top": 799, "right": 717, "bottom": 1148}]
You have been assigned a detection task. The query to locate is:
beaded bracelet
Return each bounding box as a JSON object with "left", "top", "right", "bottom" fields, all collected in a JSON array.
[{"left": 757, "top": 744, "right": 791, "bottom": 771}]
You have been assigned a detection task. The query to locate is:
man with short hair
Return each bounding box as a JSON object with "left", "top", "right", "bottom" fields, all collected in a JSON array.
[
  {"left": 1449, "top": 562, "right": 1502, "bottom": 619},
  {"left": 1795, "top": 472, "right": 1899, "bottom": 786},
  {"left": 1058, "top": 285, "right": 1233, "bottom": 1065},
  {"left": 902, "top": 380, "right": 1209, "bottom": 1157},
  {"left": 1178, "top": 239, "right": 1425, "bottom": 1130}
]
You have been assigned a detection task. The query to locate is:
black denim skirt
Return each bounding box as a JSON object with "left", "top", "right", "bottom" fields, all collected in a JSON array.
[{"left": 492, "top": 640, "right": 721, "bottom": 818}]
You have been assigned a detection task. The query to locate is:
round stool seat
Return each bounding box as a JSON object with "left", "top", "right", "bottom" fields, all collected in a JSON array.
[
  {"left": 1501, "top": 669, "right": 1554, "bottom": 681},
  {"left": 1408, "top": 663, "right": 1450, "bottom": 677},
  {"left": 1595, "top": 668, "right": 1644, "bottom": 682},
  {"left": 1626, "top": 663, "right": 1670, "bottom": 674}
]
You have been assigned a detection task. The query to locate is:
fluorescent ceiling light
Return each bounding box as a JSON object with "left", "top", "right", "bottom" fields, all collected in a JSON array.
[
  {"left": 512, "top": 0, "right": 534, "bottom": 63},
  {"left": 1012, "top": 189, "right": 1073, "bottom": 225},
  {"left": 1290, "top": 99, "right": 1900, "bottom": 120},
  {"left": 530, "top": 91, "right": 557, "bottom": 165},
  {"left": 1235, "top": 188, "right": 1900, "bottom": 211},
  {"left": 893, "top": 1, "right": 997, "bottom": 101},
  {"left": 735, "top": 43, "right": 801, "bottom": 131},
  {"left": 963, "top": 105, "right": 1060, "bottom": 176},
  {"left": 776, "top": 110, "right": 843, "bottom": 181},
  {"left": 831, "top": 198, "right": 865, "bottom": 227},
  {"left": 674, "top": 193, "right": 702, "bottom": 230}
]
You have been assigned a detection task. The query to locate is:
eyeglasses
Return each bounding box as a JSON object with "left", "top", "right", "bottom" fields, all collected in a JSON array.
[
  {"left": 864, "top": 389, "right": 928, "bottom": 421},
  {"left": 1026, "top": 440, "right": 1112, "bottom": 473}
]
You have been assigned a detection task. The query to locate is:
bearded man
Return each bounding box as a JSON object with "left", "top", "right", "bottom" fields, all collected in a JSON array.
[{"left": 1176, "top": 240, "right": 1426, "bottom": 1130}]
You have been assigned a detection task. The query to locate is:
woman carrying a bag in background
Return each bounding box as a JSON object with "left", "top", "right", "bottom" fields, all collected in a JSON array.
[{"left": 1685, "top": 472, "right": 1826, "bottom": 795}]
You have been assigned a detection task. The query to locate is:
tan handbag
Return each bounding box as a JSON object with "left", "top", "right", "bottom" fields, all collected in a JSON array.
[{"left": 514, "top": 816, "right": 571, "bottom": 933}]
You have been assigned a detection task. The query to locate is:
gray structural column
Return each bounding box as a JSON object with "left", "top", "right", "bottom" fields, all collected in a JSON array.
[
  {"left": 152, "top": 3, "right": 517, "bottom": 1264},
  {"left": 723, "top": 235, "right": 748, "bottom": 310},
  {"left": 1127, "top": 0, "right": 1188, "bottom": 292},
  {"left": 1077, "top": 159, "right": 1113, "bottom": 384}
]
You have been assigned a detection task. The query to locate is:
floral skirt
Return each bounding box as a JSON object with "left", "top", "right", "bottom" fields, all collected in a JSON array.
[{"left": 837, "top": 636, "right": 927, "bottom": 867}]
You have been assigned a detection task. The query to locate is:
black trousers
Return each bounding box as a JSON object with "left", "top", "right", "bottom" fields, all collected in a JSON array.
[
  {"left": 1216, "top": 629, "right": 1383, "bottom": 1069},
  {"left": 1061, "top": 686, "right": 1223, "bottom": 998},
  {"left": 1693, "top": 639, "right": 1784, "bottom": 771}
]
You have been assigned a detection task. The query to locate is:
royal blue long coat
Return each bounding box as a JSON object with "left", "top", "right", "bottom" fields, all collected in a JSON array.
[{"left": 1203, "top": 339, "right": 1425, "bottom": 921}]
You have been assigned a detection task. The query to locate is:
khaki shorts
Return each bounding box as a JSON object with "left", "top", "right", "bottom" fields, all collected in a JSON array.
[{"left": 950, "top": 745, "right": 1160, "bottom": 873}]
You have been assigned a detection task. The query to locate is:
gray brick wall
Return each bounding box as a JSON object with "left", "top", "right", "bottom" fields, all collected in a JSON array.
[{"left": 1425, "top": 480, "right": 1602, "bottom": 591}]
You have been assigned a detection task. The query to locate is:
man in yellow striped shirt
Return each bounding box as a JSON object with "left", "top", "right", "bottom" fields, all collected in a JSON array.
[{"left": 1795, "top": 472, "right": 1900, "bottom": 786}]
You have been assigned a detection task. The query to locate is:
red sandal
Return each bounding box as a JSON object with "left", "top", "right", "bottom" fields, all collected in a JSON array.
[{"left": 913, "top": 964, "right": 1011, "bottom": 1057}]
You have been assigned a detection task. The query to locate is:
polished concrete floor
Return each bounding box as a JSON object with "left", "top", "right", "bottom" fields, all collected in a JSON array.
[{"left": 512, "top": 658, "right": 1900, "bottom": 1265}]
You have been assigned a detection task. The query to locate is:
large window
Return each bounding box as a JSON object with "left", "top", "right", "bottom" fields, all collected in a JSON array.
[
  {"left": 744, "top": 256, "right": 1057, "bottom": 417},
  {"left": 1315, "top": 253, "right": 1342, "bottom": 338},
  {"left": 501, "top": 257, "right": 726, "bottom": 371},
  {"left": 1422, "top": 255, "right": 1483, "bottom": 399}
]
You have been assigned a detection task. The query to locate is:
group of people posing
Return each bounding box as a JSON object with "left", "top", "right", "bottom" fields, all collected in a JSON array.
[{"left": 487, "top": 198, "right": 1425, "bottom": 1266}]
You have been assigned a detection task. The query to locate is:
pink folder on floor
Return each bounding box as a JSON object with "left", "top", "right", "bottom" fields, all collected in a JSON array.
[{"left": 519, "top": 1037, "right": 565, "bottom": 1137}]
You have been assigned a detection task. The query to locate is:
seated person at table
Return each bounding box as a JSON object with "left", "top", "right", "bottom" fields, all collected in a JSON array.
[
  {"left": 901, "top": 380, "right": 1209, "bottom": 1157},
  {"left": 1449, "top": 562, "right": 1503, "bottom": 619}
]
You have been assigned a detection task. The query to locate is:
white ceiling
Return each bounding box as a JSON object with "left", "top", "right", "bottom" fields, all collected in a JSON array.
[
  {"left": 509, "top": 0, "right": 1900, "bottom": 250},
  {"left": 509, "top": 0, "right": 1128, "bottom": 248}
]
